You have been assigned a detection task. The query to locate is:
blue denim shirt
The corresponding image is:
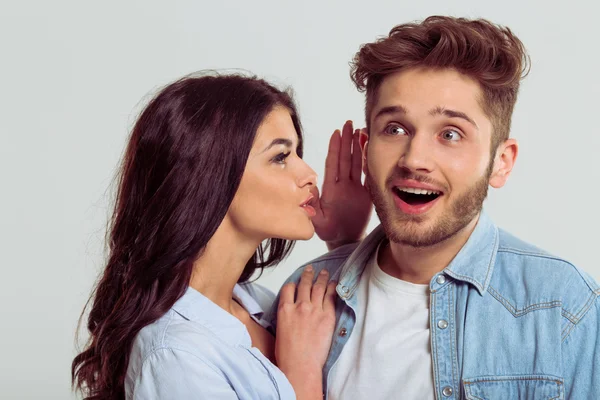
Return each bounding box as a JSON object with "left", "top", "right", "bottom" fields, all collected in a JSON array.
[
  {"left": 126, "top": 283, "right": 295, "bottom": 399},
  {"left": 267, "top": 212, "right": 600, "bottom": 399}
]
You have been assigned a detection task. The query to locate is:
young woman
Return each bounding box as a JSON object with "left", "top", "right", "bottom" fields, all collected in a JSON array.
[{"left": 71, "top": 73, "right": 344, "bottom": 399}]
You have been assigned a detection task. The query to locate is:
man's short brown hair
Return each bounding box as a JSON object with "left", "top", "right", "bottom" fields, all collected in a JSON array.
[{"left": 351, "top": 16, "right": 530, "bottom": 151}]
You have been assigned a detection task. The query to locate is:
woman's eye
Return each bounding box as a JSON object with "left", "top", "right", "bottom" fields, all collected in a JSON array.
[
  {"left": 272, "top": 152, "right": 291, "bottom": 164},
  {"left": 441, "top": 129, "right": 462, "bottom": 142},
  {"left": 384, "top": 124, "right": 408, "bottom": 136}
]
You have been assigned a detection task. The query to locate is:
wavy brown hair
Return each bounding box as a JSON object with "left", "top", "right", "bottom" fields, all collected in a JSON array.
[
  {"left": 351, "top": 16, "right": 531, "bottom": 151},
  {"left": 72, "top": 73, "right": 303, "bottom": 399}
]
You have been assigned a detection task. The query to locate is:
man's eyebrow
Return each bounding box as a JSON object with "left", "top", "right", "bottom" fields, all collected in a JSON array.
[
  {"left": 261, "top": 138, "right": 294, "bottom": 153},
  {"left": 429, "top": 106, "right": 478, "bottom": 129},
  {"left": 373, "top": 105, "right": 408, "bottom": 121}
]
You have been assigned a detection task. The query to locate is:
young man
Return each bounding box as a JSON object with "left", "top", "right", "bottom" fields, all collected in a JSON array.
[{"left": 269, "top": 16, "right": 599, "bottom": 399}]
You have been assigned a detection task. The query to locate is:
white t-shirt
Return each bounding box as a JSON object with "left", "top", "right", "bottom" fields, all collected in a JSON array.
[{"left": 328, "top": 242, "right": 435, "bottom": 400}]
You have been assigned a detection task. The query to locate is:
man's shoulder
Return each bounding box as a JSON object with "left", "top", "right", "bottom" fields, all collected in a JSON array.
[
  {"left": 496, "top": 228, "right": 598, "bottom": 291},
  {"left": 497, "top": 228, "right": 551, "bottom": 256},
  {"left": 492, "top": 228, "right": 599, "bottom": 319},
  {"left": 264, "top": 242, "right": 361, "bottom": 326},
  {"left": 285, "top": 242, "right": 360, "bottom": 284},
  {"left": 312, "top": 242, "right": 360, "bottom": 268}
]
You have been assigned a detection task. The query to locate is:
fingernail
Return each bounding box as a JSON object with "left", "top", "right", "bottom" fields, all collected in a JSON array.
[
  {"left": 305, "top": 265, "right": 313, "bottom": 272},
  {"left": 320, "top": 269, "right": 328, "bottom": 275}
]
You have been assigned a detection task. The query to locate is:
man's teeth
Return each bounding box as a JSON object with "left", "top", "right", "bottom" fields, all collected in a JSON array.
[{"left": 396, "top": 187, "right": 440, "bottom": 195}]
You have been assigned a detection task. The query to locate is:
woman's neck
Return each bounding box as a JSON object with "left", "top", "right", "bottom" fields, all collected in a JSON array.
[
  {"left": 189, "top": 220, "right": 276, "bottom": 360},
  {"left": 189, "top": 218, "right": 261, "bottom": 313}
]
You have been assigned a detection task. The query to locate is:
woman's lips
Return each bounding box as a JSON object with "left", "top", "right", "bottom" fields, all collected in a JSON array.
[{"left": 302, "top": 204, "right": 317, "bottom": 217}]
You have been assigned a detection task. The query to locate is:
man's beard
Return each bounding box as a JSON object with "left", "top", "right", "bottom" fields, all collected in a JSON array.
[{"left": 365, "top": 166, "right": 491, "bottom": 248}]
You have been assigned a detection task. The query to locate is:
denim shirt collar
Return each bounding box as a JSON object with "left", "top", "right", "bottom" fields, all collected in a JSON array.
[
  {"left": 172, "top": 285, "right": 262, "bottom": 347},
  {"left": 336, "top": 210, "right": 498, "bottom": 300},
  {"left": 443, "top": 211, "right": 499, "bottom": 295}
]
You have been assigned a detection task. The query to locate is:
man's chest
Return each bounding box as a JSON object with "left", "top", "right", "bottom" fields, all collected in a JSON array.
[{"left": 326, "top": 282, "right": 566, "bottom": 399}]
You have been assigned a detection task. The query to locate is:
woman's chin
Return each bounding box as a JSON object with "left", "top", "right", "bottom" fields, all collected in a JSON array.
[
  {"left": 279, "top": 225, "right": 315, "bottom": 241},
  {"left": 299, "top": 229, "right": 316, "bottom": 241}
]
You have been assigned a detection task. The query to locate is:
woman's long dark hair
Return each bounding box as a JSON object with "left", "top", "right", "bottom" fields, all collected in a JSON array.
[{"left": 72, "top": 73, "right": 303, "bottom": 399}]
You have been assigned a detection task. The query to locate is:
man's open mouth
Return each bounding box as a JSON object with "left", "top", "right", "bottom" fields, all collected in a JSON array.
[{"left": 393, "top": 187, "right": 442, "bottom": 205}]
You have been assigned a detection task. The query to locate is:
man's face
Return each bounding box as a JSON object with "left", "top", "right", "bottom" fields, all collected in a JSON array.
[{"left": 363, "top": 68, "right": 501, "bottom": 247}]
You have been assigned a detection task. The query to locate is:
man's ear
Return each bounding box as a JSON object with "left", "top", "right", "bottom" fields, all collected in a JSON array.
[
  {"left": 489, "top": 138, "right": 518, "bottom": 188},
  {"left": 360, "top": 128, "right": 369, "bottom": 174}
]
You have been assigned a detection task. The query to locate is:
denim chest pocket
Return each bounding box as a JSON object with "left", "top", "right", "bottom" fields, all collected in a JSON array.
[{"left": 463, "top": 375, "right": 564, "bottom": 400}]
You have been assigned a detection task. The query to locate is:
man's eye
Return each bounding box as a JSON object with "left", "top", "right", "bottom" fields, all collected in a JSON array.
[
  {"left": 384, "top": 124, "right": 408, "bottom": 136},
  {"left": 441, "top": 129, "right": 461, "bottom": 142}
]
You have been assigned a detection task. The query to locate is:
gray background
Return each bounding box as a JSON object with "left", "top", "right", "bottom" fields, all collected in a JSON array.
[{"left": 1, "top": 0, "right": 598, "bottom": 398}]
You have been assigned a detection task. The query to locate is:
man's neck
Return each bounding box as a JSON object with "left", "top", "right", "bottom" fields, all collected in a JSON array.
[{"left": 379, "top": 214, "right": 480, "bottom": 284}]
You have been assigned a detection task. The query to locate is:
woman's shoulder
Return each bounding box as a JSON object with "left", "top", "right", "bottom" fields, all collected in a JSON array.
[
  {"left": 129, "top": 309, "right": 213, "bottom": 365},
  {"left": 125, "top": 287, "right": 294, "bottom": 399},
  {"left": 125, "top": 312, "right": 241, "bottom": 399},
  {"left": 237, "top": 281, "right": 276, "bottom": 312},
  {"left": 128, "top": 288, "right": 248, "bottom": 370}
]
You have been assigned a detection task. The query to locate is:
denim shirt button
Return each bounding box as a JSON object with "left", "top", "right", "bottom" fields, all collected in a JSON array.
[
  {"left": 339, "top": 285, "right": 350, "bottom": 296},
  {"left": 436, "top": 274, "right": 446, "bottom": 284},
  {"left": 437, "top": 319, "right": 448, "bottom": 329},
  {"left": 338, "top": 327, "right": 348, "bottom": 337},
  {"left": 442, "top": 386, "right": 453, "bottom": 397}
]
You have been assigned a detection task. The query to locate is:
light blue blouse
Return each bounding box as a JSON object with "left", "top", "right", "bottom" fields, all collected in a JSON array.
[{"left": 125, "top": 283, "right": 295, "bottom": 399}]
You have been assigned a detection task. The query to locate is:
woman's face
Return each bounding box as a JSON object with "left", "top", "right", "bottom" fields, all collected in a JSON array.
[{"left": 227, "top": 106, "right": 317, "bottom": 242}]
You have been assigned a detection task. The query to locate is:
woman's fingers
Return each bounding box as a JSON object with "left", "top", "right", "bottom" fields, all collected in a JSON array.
[
  {"left": 279, "top": 282, "right": 296, "bottom": 305},
  {"left": 282, "top": 265, "right": 335, "bottom": 310},
  {"left": 296, "top": 265, "right": 314, "bottom": 303},
  {"left": 323, "top": 280, "right": 337, "bottom": 314},
  {"left": 339, "top": 121, "right": 354, "bottom": 179},
  {"left": 324, "top": 130, "right": 341, "bottom": 187},
  {"left": 350, "top": 128, "right": 363, "bottom": 182},
  {"left": 310, "top": 269, "right": 329, "bottom": 305}
]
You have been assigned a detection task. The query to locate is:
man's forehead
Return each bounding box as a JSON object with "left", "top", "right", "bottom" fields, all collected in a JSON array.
[
  {"left": 381, "top": 69, "right": 480, "bottom": 98},
  {"left": 371, "top": 69, "right": 486, "bottom": 120}
]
